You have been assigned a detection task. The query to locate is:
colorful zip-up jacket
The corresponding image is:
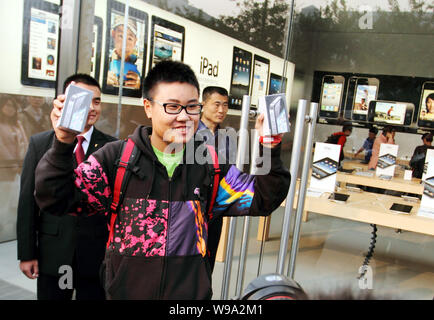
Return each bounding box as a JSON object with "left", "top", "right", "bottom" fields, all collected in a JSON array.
[{"left": 35, "top": 126, "right": 291, "bottom": 300}]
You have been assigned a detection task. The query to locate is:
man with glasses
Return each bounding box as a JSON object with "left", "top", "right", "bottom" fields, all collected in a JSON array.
[{"left": 34, "top": 60, "right": 290, "bottom": 299}]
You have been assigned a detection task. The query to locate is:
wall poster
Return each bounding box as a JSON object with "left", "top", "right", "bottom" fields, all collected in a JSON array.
[
  {"left": 102, "top": 0, "right": 148, "bottom": 97},
  {"left": 21, "top": 0, "right": 59, "bottom": 88}
]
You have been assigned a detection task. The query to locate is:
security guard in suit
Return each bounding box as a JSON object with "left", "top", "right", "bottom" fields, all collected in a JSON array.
[{"left": 17, "top": 74, "right": 117, "bottom": 300}]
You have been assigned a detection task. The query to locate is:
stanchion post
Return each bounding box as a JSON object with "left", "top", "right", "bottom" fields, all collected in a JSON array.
[
  {"left": 275, "top": 99, "right": 308, "bottom": 274},
  {"left": 220, "top": 95, "right": 251, "bottom": 299},
  {"left": 287, "top": 102, "right": 318, "bottom": 279},
  {"left": 234, "top": 127, "right": 260, "bottom": 297}
]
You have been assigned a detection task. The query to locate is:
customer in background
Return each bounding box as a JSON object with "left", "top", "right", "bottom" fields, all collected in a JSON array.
[
  {"left": 354, "top": 127, "right": 378, "bottom": 164},
  {"left": 368, "top": 125, "right": 396, "bottom": 170},
  {"left": 196, "top": 86, "right": 236, "bottom": 272},
  {"left": 325, "top": 124, "right": 353, "bottom": 165},
  {"left": 410, "top": 132, "right": 433, "bottom": 179}
]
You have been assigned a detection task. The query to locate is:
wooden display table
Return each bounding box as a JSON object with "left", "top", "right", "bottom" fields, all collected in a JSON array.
[
  {"left": 338, "top": 160, "right": 423, "bottom": 195},
  {"left": 215, "top": 159, "right": 426, "bottom": 262}
]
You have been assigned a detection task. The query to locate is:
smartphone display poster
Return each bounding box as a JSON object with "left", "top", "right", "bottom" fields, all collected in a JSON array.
[
  {"left": 309, "top": 142, "right": 341, "bottom": 193},
  {"left": 418, "top": 154, "right": 434, "bottom": 219},
  {"left": 376, "top": 143, "right": 398, "bottom": 177},
  {"left": 321, "top": 83, "right": 343, "bottom": 112},
  {"left": 250, "top": 55, "right": 270, "bottom": 107},
  {"left": 21, "top": 0, "right": 60, "bottom": 87},
  {"left": 150, "top": 17, "right": 184, "bottom": 68},
  {"left": 103, "top": 1, "right": 148, "bottom": 97},
  {"left": 268, "top": 73, "right": 287, "bottom": 95},
  {"left": 353, "top": 84, "right": 377, "bottom": 115},
  {"left": 319, "top": 75, "right": 345, "bottom": 119},
  {"left": 373, "top": 101, "right": 407, "bottom": 125},
  {"left": 417, "top": 82, "right": 434, "bottom": 128},
  {"left": 229, "top": 47, "right": 252, "bottom": 109}
]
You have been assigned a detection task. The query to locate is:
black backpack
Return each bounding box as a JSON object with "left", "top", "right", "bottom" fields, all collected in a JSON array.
[{"left": 325, "top": 133, "right": 342, "bottom": 145}]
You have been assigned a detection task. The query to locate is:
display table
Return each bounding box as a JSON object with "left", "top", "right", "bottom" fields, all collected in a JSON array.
[
  {"left": 338, "top": 160, "right": 423, "bottom": 195},
  {"left": 215, "top": 159, "right": 427, "bottom": 262}
]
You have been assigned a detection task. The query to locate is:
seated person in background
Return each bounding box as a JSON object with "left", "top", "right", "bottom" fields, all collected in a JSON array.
[
  {"left": 325, "top": 124, "right": 353, "bottom": 165},
  {"left": 410, "top": 132, "right": 433, "bottom": 178},
  {"left": 354, "top": 127, "right": 378, "bottom": 164},
  {"left": 368, "top": 125, "right": 396, "bottom": 170}
]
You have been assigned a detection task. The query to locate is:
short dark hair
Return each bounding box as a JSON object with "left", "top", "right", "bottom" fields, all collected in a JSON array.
[
  {"left": 202, "top": 86, "right": 228, "bottom": 102},
  {"left": 382, "top": 125, "right": 395, "bottom": 134},
  {"left": 342, "top": 124, "right": 353, "bottom": 133},
  {"left": 369, "top": 127, "right": 378, "bottom": 135},
  {"left": 422, "top": 132, "right": 433, "bottom": 142},
  {"left": 142, "top": 60, "right": 200, "bottom": 99},
  {"left": 62, "top": 73, "right": 101, "bottom": 93}
]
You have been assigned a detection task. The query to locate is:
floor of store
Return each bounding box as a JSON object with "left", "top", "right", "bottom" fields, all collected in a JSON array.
[{"left": 1, "top": 206, "right": 433, "bottom": 300}]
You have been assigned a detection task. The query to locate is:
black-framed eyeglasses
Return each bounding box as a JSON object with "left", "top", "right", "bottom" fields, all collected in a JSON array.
[{"left": 148, "top": 99, "right": 203, "bottom": 115}]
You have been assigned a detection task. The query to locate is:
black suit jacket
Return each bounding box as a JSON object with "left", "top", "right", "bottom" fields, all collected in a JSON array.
[{"left": 17, "top": 128, "right": 117, "bottom": 277}]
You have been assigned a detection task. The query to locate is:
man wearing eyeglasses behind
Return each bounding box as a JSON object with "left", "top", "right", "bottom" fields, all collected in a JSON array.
[{"left": 34, "top": 60, "right": 290, "bottom": 299}]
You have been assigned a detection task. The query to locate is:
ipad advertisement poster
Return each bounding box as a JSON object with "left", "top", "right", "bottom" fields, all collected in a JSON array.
[
  {"left": 419, "top": 153, "right": 434, "bottom": 219},
  {"left": 421, "top": 149, "right": 434, "bottom": 181},
  {"left": 376, "top": 143, "right": 398, "bottom": 177},
  {"left": 310, "top": 142, "right": 340, "bottom": 193}
]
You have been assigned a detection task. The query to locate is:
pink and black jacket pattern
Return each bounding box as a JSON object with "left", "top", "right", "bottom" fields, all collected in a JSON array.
[{"left": 35, "top": 126, "right": 290, "bottom": 299}]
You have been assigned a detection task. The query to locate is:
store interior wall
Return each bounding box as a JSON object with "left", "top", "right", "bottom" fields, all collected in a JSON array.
[{"left": 288, "top": 15, "right": 433, "bottom": 159}]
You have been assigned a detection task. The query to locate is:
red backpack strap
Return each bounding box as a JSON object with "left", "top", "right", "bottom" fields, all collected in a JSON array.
[
  {"left": 206, "top": 145, "right": 220, "bottom": 220},
  {"left": 107, "top": 138, "right": 137, "bottom": 248}
]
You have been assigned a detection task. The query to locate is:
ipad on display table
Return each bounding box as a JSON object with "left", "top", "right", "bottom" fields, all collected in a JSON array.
[
  {"left": 377, "top": 153, "right": 396, "bottom": 169},
  {"left": 423, "top": 176, "right": 434, "bottom": 198},
  {"left": 389, "top": 203, "right": 413, "bottom": 214},
  {"left": 312, "top": 157, "right": 338, "bottom": 180},
  {"left": 328, "top": 193, "right": 350, "bottom": 203}
]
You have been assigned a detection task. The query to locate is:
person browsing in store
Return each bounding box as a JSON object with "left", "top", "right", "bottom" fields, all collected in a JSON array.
[
  {"left": 410, "top": 132, "right": 434, "bottom": 178},
  {"left": 354, "top": 127, "right": 378, "bottom": 164},
  {"left": 324, "top": 124, "right": 353, "bottom": 165},
  {"left": 368, "top": 125, "right": 396, "bottom": 170}
]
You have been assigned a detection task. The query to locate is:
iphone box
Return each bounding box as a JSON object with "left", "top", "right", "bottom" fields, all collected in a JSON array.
[
  {"left": 57, "top": 84, "right": 93, "bottom": 134},
  {"left": 258, "top": 93, "right": 290, "bottom": 136}
]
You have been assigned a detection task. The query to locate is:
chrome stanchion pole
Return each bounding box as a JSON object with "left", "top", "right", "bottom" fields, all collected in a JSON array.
[
  {"left": 276, "top": 99, "right": 308, "bottom": 274},
  {"left": 234, "top": 125, "right": 260, "bottom": 298},
  {"left": 287, "top": 102, "right": 318, "bottom": 279},
  {"left": 221, "top": 95, "right": 251, "bottom": 299},
  {"left": 115, "top": 0, "right": 129, "bottom": 139}
]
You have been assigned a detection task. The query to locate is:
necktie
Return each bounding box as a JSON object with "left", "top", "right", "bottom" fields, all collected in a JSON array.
[{"left": 75, "top": 135, "right": 85, "bottom": 165}]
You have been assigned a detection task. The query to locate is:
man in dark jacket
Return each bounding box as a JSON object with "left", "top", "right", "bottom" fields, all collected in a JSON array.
[
  {"left": 17, "top": 74, "right": 116, "bottom": 300},
  {"left": 196, "top": 86, "right": 236, "bottom": 272},
  {"left": 410, "top": 132, "right": 433, "bottom": 178},
  {"left": 34, "top": 61, "right": 290, "bottom": 300}
]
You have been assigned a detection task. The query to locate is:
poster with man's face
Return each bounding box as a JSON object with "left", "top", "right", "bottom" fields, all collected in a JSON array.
[{"left": 102, "top": 1, "right": 148, "bottom": 97}]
